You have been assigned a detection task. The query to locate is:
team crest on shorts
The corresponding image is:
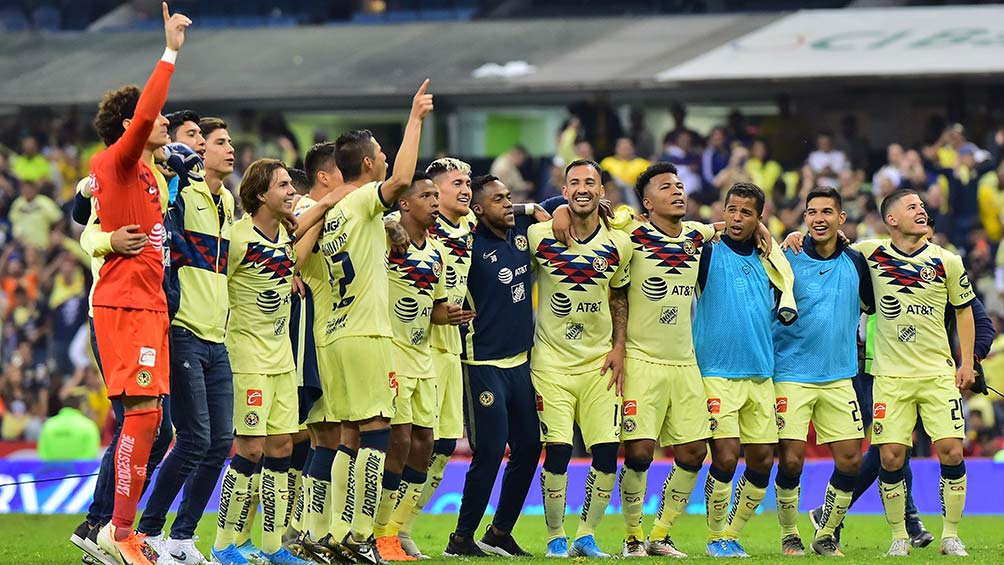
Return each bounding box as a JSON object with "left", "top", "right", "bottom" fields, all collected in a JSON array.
[
  {"left": 136, "top": 370, "right": 152, "bottom": 387},
  {"left": 245, "top": 411, "right": 260, "bottom": 428},
  {"left": 919, "top": 265, "right": 936, "bottom": 282},
  {"left": 709, "top": 417, "right": 718, "bottom": 432},
  {"left": 873, "top": 421, "right": 884, "bottom": 435},
  {"left": 479, "top": 391, "right": 495, "bottom": 407},
  {"left": 592, "top": 256, "right": 609, "bottom": 272},
  {"left": 514, "top": 235, "right": 528, "bottom": 251},
  {"left": 683, "top": 239, "right": 697, "bottom": 256},
  {"left": 776, "top": 415, "right": 786, "bottom": 431},
  {"left": 623, "top": 418, "right": 637, "bottom": 433}
]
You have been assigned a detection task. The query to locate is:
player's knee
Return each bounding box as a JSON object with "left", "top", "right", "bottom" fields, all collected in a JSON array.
[
  {"left": 675, "top": 441, "right": 708, "bottom": 468},
  {"left": 936, "top": 444, "right": 964, "bottom": 467},
  {"left": 264, "top": 434, "right": 294, "bottom": 458},
  {"left": 434, "top": 438, "right": 457, "bottom": 457},
  {"left": 623, "top": 455, "right": 652, "bottom": 473},
  {"left": 411, "top": 429, "right": 435, "bottom": 458},
  {"left": 834, "top": 449, "right": 862, "bottom": 474},
  {"left": 879, "top": 449, "right": 905, "bottom": 471},
  {"left": 543, "top": 443, "right": 573, "bottom": 475},
  {"left": 623, "top": 439, "right": 655, "bottom": 462},
  {"left": 778, "top": 451, "right": 803, "bottom": 477},
  {"left": 590, "top": 442, "right": 619, "bottom": 475}
]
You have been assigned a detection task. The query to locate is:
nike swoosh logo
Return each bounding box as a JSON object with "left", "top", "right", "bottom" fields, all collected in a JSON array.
[
  {"left": 197, "top": 206, "right": 208, "bottom": 211},
  {"left": 819, "top": 268, "right": 832, "bottom": 275},
  {"left": 954, "top": 423, "right": 964, "bottom": 430},
  {"left": 170, "top": 551, "right": 188, "bottom": 561}
]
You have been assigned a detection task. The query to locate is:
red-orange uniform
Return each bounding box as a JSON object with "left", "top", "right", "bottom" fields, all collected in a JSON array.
[{"left": 90, "top": 60, "right": 174, "bottom": 399}]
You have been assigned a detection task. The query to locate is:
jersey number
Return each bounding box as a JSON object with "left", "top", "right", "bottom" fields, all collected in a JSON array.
[
  {"left": 949, "top": 398, "right": 963, "bottom": 423},
  {"left": 329, "top": 252, "right": 356, "bottom": 310},
  {"left": 848, "top": 400, "right": 861, "bottom": 423}
]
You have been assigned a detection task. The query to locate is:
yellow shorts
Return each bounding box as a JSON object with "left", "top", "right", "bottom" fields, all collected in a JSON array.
[
  {"left": 233, "top": 371, "right": 299, "bottom": 437},
  {"left": 392, "top": 375, "right": 438, "bottom": 429},
  {"left": 433, "top": 349, "right": 463, "bottom": 440},
  {"left": 316, "top": 336, "right": 396, "bottom": 423},
  {"left": 871, "top": 375, "right": 965, "bottom": 446},
  {"left": 622, "top": 358, "right": 710, "bottom": 446},
  {"left": 531, "top": 368, "right": 621, "bottom": 448},
  {"left": 703, "top": 376, "right": 777, "bottom": 444},
  {"left": 774, "top": 380, "right": 864, "bottom": 444}
]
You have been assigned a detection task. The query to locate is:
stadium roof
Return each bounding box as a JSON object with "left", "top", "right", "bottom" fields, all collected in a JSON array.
[{"left": 2, "top": 6, "right": 1003, "bottom": 110}]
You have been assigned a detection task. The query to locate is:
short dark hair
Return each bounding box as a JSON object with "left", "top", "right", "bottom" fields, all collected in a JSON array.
[
  {"left": 470, "top": 174, "right": 501, "bottom": 203},
  {"left": 401, "top": 171, "right": 434, "bottom": 200},
  {"left": 199, "top": 117, "right": 228, "bottom": 138},
  {"left": 563, "top": 159, "right": 602, "bottom": 181},
  {"left": 634, "top": 162, "right": 679, "bottom": 204},
  {"left": 805, "top": 186, "right": 842, "bottom": 210},
  {"left": 725, "top": 182, "right": 766, "bottom": 215},
  {"left": 334, "top": 129, "right": 375, "bottom": 181},
  {"left": 239, "top": 158, "right": 286, "bottom": 216},
  {"left": 288, "top": 167, "right": 310, "bottom": 193},
  {"left": 94, "top": 85, "right": 140, "bottom": 146},
  {"left": 165, "top": 110, "right": 201, "bottom": 139},
  {"left": 304, "top": 141, "right": 338, "bottom": 185},
  {"left": 879, "top": 187, "right": 921, "bottom": 219}
]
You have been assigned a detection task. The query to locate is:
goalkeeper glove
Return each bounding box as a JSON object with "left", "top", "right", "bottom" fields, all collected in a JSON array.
[{"left": 971, "top": 357, "right": 988, "bottom": 395}]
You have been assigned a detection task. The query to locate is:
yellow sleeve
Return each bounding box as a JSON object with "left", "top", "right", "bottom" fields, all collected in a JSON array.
[
  {"left": 610, "top": 231, "right": 632, "bottom": 289},
  {"left": 760, "top": 237, "right": 798, "bottom": 324},
  {"left": 80, "top": 217, "right": 113, "bottom": 258},
  {"left": 228, "top": 226, "right": 247, "bottom": 279},
  {"left": 527, "top": 222, "right": 546, "bottom": 271},
  {"left": 945, "top": 251, "right": 975, "bottom": 307},
  {"left": 432, "top": 240, "right": 448, "bottom": 302},
  {"left": 610, "top": 206, "right": 636, "bottom": 231}
]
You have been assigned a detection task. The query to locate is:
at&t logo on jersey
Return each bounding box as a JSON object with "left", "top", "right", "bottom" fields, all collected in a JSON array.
[
  {"left": 550, "top": 293, "right": 572, "bottom": 318},
  {"left": 498, "top": 268, "right": 513, "bottom": 284},
  {"left": 879, "top": 295, "right": 902, "bottom": 319},
  {"left": 641, "top": 277, "right": 668, "bottom": 301}
]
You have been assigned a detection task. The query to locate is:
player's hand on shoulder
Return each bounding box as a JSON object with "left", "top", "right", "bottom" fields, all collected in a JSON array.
[
  {"left": 163, "top": 2, "right": 192, "bottom": 51},
  {"left": 384, "top": 218, "right": 409, "bottom": 255},
  {"left": 531, "top": 203, "right": 551, "bottom": 223},
  {"left": 411, "top": 79, "right": 434, "bottom": 121},
  {"left": 781, "top": 231, "right": 805, "bottom": 253}
]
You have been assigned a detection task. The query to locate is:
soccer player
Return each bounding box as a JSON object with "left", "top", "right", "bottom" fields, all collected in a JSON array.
[
  {"left": 136, "top": 111, "right": 233, "bottom": 565},
  {"left": 88, "top": 5, "right": 190, "bottom": 564},
  {"left": 692, "top": 182, "right": 796, "bottom": 558},
  {"left": 386, "top": 157, "right": 475, "bottom": 559},
  {"left": 211, "top": 159, "right": 311, "bottom": 565},
  {"left": 771, "top": 186, "right": 873, "bottom": 557},
  {"left": 612, "top": 163, "right": 716, "bottom": 558},
  {"left": 845, "top": 189, "right": 976, "bottom": 557},
  {"left": 372, "top": 172, "right": 468, "bottom": 560},
  {"left": 444, "top": 175, "right": 550, "bottom": 558},
  {"left": 529, "top": 159, "right": 632, "bottom": 558},
  {"left": 309, "top": 81, "right": 434, "bottom": 564}
]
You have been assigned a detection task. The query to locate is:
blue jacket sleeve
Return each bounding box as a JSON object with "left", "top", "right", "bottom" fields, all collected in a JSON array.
[
  {"left": 972, "top": 298, "right": 996, "bottom": 360},
  {"left": 71, "top": 192, "right": 92, "bottom": 226}
]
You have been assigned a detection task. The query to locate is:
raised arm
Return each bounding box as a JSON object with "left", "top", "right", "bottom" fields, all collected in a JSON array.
[{"left": 379, "top": 80, "right": 434, "bottom": 205}]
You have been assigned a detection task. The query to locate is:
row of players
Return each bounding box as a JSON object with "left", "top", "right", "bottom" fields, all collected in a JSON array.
[{"left": 71, "top": 6, "right": 994, "bottom": 565}]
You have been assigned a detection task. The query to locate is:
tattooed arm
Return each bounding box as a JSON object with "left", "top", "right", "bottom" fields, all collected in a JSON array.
[{"left": 603, "top": 285, "right": 629, "bottom": 396}]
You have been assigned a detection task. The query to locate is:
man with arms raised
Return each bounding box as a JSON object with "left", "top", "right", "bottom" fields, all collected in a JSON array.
[{"left": 529, "top": 159, "right": 632, "bottom": 558}]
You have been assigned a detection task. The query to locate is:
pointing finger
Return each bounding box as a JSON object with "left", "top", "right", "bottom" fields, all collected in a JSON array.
[
  {"left": 162, "top": 2, "right": 170, "bottom": 23},
  {"left": 415, "top": 78, "right": 430, "bottom": 96}
]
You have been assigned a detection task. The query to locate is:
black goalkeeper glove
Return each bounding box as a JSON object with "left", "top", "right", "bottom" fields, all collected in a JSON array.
[{"left": 970, "top": 357, "right": 988, "bottom": 395}]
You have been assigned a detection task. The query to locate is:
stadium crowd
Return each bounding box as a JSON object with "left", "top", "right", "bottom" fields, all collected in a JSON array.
[{"left": 0, "top": 103, "right": 1002, "bottom": 458}]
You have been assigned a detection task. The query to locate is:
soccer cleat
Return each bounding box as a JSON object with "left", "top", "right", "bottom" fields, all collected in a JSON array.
[
  {"left": 940, "top": 537, "right": 968, "bottom": 557},
  {"left": 809, "top": 506, "right": 843, "bottom": 547},
  {"left": 77, "top": 523, "right": 119, "bottom": 565},
  {"left": 398, "top": 534, "right": 429, "bottom": 560},
  {"left": 706, "top": 539, "right": 735, "bottom": 558},
  {"left": 313, "top": 533, "right": 358, "bottom": 564},
  {"left": 545, "top": 537, "right": 569, "bottom": 558},
  {"left": 212, "top": 544, "right": 252, "bottom": 565},
  {"left": 83, "top": 553, "right": 103, "bottom": 565},
  {"left": 728, "top": 539, "right": 750, "bottom": 558},
  {"left": 811, "top": 535, "right": 844, "bottom": 557},
  {"left": 781, "top": 534, "right": 805, "bottom": 556},
  {"left": 570, "top": 535, "right": 610, "bottom": 558},
  {"left": 72, "top": 520, "right": 95, "bottom": 553},
  {"left": 646, "top": 536, "right": 687, "bottom": 558},
  {"left": 97, "top": 524, "right": 158, "bottom": 565},
  {"left": 287, "top": 532, "right": 324, "bottom": 563},
  {"left": 444, "top": 533, "right": 489, "bottom": 558},
  {"left": 886, "top": 539, "right": 911, "bottom": 557},
  {"left": 341, "top": 533, "right": 386, "bottom": 565},
  {"left": 235, "top": 540, "right": 265, "bottom": 562},
  {"left": 259, "top": 547, "right": 316, "bottom": 565},
  {"left": 375, "top": 536, "right": 416, "bottom": 562},
  {"left": 282, "top": 527, "right": 302, "bottom": 550},
  {"left": 166, "top": 537, "right": 213, "bottom": 564},
  {"left": 141, "top": 533, "right": 173, "bottom": 564},
  {"left": 905, "top": 516, "right": 934, "bottom": 548},
  {"left": 621, "top": 537, "right": 646, "bottom": 557},
  {"left": 476, "top": 527, "right": 532, "bottom": 557}
]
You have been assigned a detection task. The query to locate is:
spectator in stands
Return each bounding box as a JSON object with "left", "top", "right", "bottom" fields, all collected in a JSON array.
[
  {"left": 555, "top": 116, "right": 581, "bottom": 167},
  {"left": 490, "top": 144, "right": 534, "bottom": 202},
  {"left": 666, "top": 101, "right": 702, "bottom": 147},
  {"left": 700, "top": 126, "right": 730, "bottom": 190},
  {"left": 659, "top": 131, "right": 701, "bottom": 194},
  {"left": 37, "top": 393, "right": 99, "bottom": 461},
  {"left": 628, "top": 108, "right": 655, "bottom": 160},
  {"left": 936, "top": 142, "right": 1001, "bottom": 245},
  {"left": 806, "top": 130, "right": 847, "bottom": 186},
  {"left": 8, "top": 180, "right": 64, "bottom": 250},
  {"left": 599, "top": 137, "right": 650, "bottom": 188},
  {"left": 873, "top": 143, "right": 905, "bottom": 192},
  {"left": 711, "top": 142, "right": 752, "bottom": 191},
  {"left": 838, "top": 114, "right": 871, "bottom": 172},
  {"left": 726, "top": 108, "right": 752, "bottom": 147},
  {"left": 758, "top": 94, "right": 812, "bottom": 169},
  {"left": 937, "top": 123, "right": 967, "bottom": 168},
  {"left": 10, "top": 135, "right": 51, "bottom": 183},
  {"left": 574, "top": 139, "right": 594, "bottom": 161},
  {"left": 978, "top": 159, "right": 1004, "bottom": 243},
  {"left": 745, "top": 139, "right": 783, "bottom": 199},
  {"left": 44, "top": 251, "right": 87, "bottom": 380}
]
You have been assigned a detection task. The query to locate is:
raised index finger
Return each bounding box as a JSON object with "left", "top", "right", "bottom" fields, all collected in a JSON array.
[
  {"left": 415, "top": 79, "right": 430, "bottom": 96},
  {"left": 162, "top": 1, "right": 170, "bottom": 23}
]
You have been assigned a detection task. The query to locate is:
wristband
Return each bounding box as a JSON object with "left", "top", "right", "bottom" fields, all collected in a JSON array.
[{"left": 162, "top": 47, "right": 178, "bottom": 64}]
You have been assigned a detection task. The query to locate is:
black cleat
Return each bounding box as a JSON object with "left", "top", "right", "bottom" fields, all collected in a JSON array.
[
  {"left": 444, "top": 533, "right": 489, "bottom": 557},
  {"left": 810, "top": 505, "right": 843, "bottom": 547},
  {"left": 342, "top": 533, "right": 386, "bottom": 565},
  {"left": 290, "top": 531, "right": 331, "bottom": 563},
  {"left": 905, "top": 515, "right": 933, "bottom": 548},
  {"left": 76, "top": 523, "right": 116, "bottom": 565},
  {"left": 311, "top": 533, "right": 359, "bottom": 564},
  {"left": 476, "top": 527, "right": 532, "bottom": 557}
]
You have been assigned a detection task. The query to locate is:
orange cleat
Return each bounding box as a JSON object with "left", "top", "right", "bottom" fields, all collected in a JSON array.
[
  {"left": 96, "top": 524, "right": 158, "bottom": 565},
  {"left": 376, "top": 536, "right": 417, "bottom": 562}
]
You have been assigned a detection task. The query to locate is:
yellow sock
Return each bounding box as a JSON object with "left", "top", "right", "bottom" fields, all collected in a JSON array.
[
  {"left": 619, "top": 465, "right": 647, "bottom": 540},
  {"left": 723, "top": 471, "right": 768, "bottom": 540},
  {"left": 298, "top": 475, "right": 314, "bottom": 537},
  {"left": 880, "top": 478, "right": 908, "bottom": 540},
  {"left": 397, "top": 453, "right": 447, "bottom": 536},
  {"left": 575, "top": 467, "right": 615, "bottom": 540},
  {"left": 940, "top": 473, "right": 966, "bottom": 539},
  {"left": 816, "top": 481, "right": 852, "bottom": 538},
  {"left": 351, "top": 447, "right": 386, "bottom": 541},
  {"left": 214, "top": 465, "right": 254, "bottom": 551},
  {"left": 235, "top": 471, "right": 261, "bottom": 547},
  {"left": 650, "top": 464, "right": 699, "bottom": 541},
  {"left": 388, "top": 475, "right": 426, "bottom": 537},
  {"left": 329, "top": 448, "right": 354, "bottom": 541},
  {"left": 704, "top": 469, "right": 733, "bottom": 540},
  {"left": 775, "top": 483, "right": 800, "bottom": 537},
  {"left": 260, "top": 463, "right": 291, "bottom": 554},
  {"left": 541, "top": 469, "right": 568, "bottom": 542},
  {"left": 373, "top": 479, "right": 403, "bottom": 538},
  {"left": 287, "top": 468, "right": 303, "bottom": 532}
]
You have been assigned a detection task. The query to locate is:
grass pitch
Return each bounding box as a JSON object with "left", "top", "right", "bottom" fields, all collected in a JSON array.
[{"left": 3, "top": 512, "right": 1002, "bottom": 563}]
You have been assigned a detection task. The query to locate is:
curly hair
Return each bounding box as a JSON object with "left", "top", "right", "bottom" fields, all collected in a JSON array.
[{"left": 93, "top": 85, "right": 140, "bottom": 147}]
